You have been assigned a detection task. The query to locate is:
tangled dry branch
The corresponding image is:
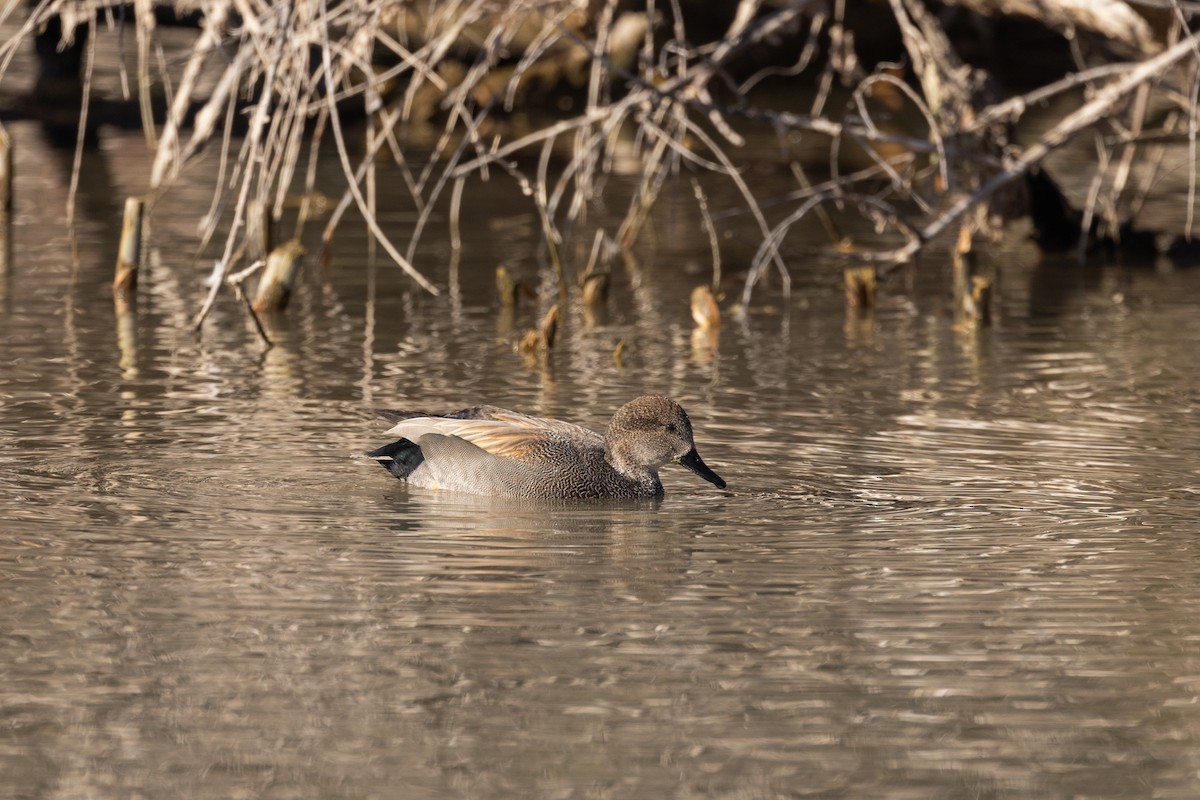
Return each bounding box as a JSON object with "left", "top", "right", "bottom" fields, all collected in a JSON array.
[{"left": 3, "top": 0, "right": 1198, "bottom": 329}]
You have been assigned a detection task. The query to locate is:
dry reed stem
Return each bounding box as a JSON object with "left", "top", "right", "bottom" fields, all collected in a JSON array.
[
  {"left": 0, "top": 125, "right": 12, "bottom": 215},
  {"left": 690, "top": 178, "right": 721, "bottom": 292},
  {"left": 317, "top": 7, "right": 439, "bottom": 295},
  {"left": 66, "top": 23, "right": 96, "bottom": 279},
  {"left": 151, "top": 1, "right": 230, "bottom": 189},
  {"left": 847, "top": 72, "right": 946, "bottom": 214},
  {"left": 11, "top": 0, "right": 1200, "bottom": 327},
  {"left": 190, "top": 10, "right": 283, "bottom": 330},
  {"left": 887, "top": 29, "right": 1200, "bottom": 267}
]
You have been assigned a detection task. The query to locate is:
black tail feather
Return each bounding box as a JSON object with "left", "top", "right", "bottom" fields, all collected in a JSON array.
[
  {"left": 369, "top": 405, "right": 492, "bottom": 481},
  {"left": 365, "top": 438, "right": 425, "bottom": 479}
]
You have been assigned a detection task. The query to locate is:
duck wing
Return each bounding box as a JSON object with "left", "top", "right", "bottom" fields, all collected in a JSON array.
[
  {"left": 466, "top": 408, "right": 606, "bottom": 443},
  {"left": 382, "top": 414, "right": 603, "bottom": 461}
]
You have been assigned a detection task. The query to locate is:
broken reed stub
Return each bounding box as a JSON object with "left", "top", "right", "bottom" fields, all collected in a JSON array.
[
  {"left": 518, "top": 304, "right": 561, "bottom": 358},
  {"left": 252, "top": 239, "right": 305, "bottom": 313},
  {"left": 582, "top": 272, "right": 610, "bottom": 310},
  {"left": 581, "top": 272, "right": 610, "bottom": 327},
  {"left": 496, "top": 264, "right": 519, "bottom": 307},
  {"left": 539, "top": 303, "right": 560, "bottom": 350},
  {"left": 951, "top": 225, "right": 991, "bottom": 325},
  {"left": 963, "top": 275, "right": 993, "bottom": 324},
  {"left": 612, "top": 339, "right": 626, "bottom": 367},
  {"left": 843, "top": 266, "right": 876, "bottom": 310},
  {"left": 0, "top": 126, "right": 12, "bottom": 215},
  {"left": 113, "top": 196, "right": 145, "bottom": 302},
  {"left": 690, "top": 285, "right": 720, "bottom": 331},
  {"left": 951, "top": 224, "right": 974, "bottom": 299},
  {"left": 0, "top": 128, "right": 10, "bottom": 287},
  {"left": 496, "top": 264, "right": 536, "bottom": 308}
]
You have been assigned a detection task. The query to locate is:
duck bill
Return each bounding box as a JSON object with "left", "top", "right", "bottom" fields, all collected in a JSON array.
[{"left": 677, "top": 448, "right": 726, "bottom": 489}]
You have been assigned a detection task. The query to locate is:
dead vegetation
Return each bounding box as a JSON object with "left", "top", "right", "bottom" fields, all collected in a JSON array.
[{"left": 2, "top": 0, "right": 1199, "bottom": 334}]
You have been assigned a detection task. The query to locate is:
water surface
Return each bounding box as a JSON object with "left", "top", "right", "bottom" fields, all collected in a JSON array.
[{"left": 2, "top": 121, "right": 1200, "bottom": 799}]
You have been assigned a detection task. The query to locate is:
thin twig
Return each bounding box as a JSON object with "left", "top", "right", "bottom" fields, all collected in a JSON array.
[
  {"left": 691, "top": 178, "right": 722, "bottom": 291},
  {"left": 317, "top": 3, "right": 439, "bottom": 295},
  {"left": 67, "top": 21, "right": 96, "bottom": 281}
]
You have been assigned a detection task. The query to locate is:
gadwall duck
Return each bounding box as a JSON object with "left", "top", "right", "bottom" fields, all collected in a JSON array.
[{"left": 366, "top": 395, "right": 726, "bottom": 499}]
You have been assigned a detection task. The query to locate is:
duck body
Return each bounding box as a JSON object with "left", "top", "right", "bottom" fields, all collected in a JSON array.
[{"left": 366, "top": 395, "right": 725, "bottom": 499}]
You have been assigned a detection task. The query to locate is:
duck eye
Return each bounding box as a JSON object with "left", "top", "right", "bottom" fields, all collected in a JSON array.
[{"left": 664, "top": 423, "right": 677, "bottom": 433}]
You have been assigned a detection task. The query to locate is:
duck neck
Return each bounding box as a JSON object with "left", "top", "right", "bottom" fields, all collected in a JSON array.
[{"left": 605, "top": 439, "right": 662, "bottom": 493}]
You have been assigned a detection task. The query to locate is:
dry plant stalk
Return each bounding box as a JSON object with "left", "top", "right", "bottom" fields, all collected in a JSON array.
[
  {"left": 113, "top": 196, "right": 145, "bottom": 302},
  {"left": 5, "top": 0, "right": 1198, "bottom": 331}
]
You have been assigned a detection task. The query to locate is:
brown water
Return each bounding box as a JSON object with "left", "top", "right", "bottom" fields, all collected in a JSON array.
[{"left": 2, "top": 120, "right": 1200, "bottom": 799}]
